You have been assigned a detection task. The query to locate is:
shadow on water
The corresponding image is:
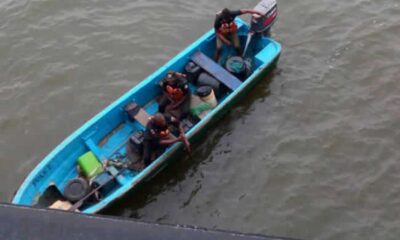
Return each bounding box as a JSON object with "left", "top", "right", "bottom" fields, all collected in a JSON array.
[{"left": 101, "top": 69, "right": 280, "bottom": 219}]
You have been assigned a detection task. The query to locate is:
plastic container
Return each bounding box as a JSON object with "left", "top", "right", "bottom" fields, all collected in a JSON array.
[
  {"left": 225, "top": 56, "right": 250, "bottom": 80},
  {"left": 197, "top": 72, "right": 220, "bottom": 97},
  {"left": 77, "top": 151, "right": 103, "bottom": 179},
  {"left": 196, "top": 86, "right": 217, "bottom": 108},
  {"left": 184, "top": 61, "right": 202, "bottom": 83},
  {"left": 91, "top": 172, "right": 116, "bottom": 199},
  {"left": 129, "top": 131, "right": 144, "bottom": 154}
]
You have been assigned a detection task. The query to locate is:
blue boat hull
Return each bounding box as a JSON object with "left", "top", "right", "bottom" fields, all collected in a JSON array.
[{"left": 12, "top": 18, "right": 281, "bottom": 214}]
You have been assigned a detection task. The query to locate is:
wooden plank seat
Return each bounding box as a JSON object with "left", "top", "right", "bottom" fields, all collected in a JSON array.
[
  {"left": 84, "top": 139, "right": 105, "bottom": 161},
  {"left": 80, "top": 102, "right": 152, "bottom": 177},
  {"left": 190, "top": 51, "right": 242, "bottom": 91},
  {"left": 125, "top": 102, "right": 151, "bottom": 127},
  {"left": 125, "top": 101, "right": 181, "bottom": 141}
]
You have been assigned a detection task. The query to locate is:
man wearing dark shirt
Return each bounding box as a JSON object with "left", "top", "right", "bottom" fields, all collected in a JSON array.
[
  {"left": 142, "top": 113, "right": 190, "bottom": 167},
  {"left": 214, "top": 8, "right": 263, "bottom": 61}
]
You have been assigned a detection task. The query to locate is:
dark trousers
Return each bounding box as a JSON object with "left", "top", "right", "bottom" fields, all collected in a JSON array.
[
  {"left": 159, "top": 94, "right": 190, "bottom": 120},
  {"left": 142, "top": 139, "right": 166, "bottom": 167}
]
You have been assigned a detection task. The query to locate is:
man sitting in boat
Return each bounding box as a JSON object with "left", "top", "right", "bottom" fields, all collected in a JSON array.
[
  {"left": 143, "top": 113, "right": 190, "bottom": 167},
  {"left": 214, "top": 8, "right": 263, "bottom": 61},
  {"left": 158, "top": 71, "right": 191, "bottom": 120}
]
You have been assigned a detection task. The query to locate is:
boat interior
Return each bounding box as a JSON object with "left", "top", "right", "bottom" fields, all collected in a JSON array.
[{"left": 17, "top": 20, "right": 280, "bottom": 212}]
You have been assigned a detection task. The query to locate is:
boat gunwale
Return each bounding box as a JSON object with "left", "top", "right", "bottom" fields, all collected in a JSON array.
[
  {"left": 84, "top": 40, "right": 281, "bottom": 213},
  {"left": 12, "top": 18, "right": 281, "bottom": 213},
  {"left": 12, "top": 20, "right": 218, "bottom": 205}
]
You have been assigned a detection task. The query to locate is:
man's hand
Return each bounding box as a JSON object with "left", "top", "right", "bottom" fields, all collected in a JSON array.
[
  {"left": 217, "top": 33, "right": 231, "bottom": 46},
  {"left": 178, "top": 134, "right": 184, "bottom": 141},
  {"left": 179, "top": 134, "right": 191, "bottom": 152},
  {"left": 183, "top": 137, "right": 191, "bottom": 153},
  {"left": 242, "top": 9, "right": 264, "bottom": 17},
  {"left": 255, "top": 11, "right": 264, "bottom": 16},
  {"left": 175, "top": 72, "right": 187, "bottom": 78},
  {"left": 222, "top": 37, "right": 232, "bottom": 46}
]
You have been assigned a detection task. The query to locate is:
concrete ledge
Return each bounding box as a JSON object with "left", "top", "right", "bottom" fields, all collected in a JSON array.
[{"left": 0, "top": 203, "right": 301, "bottom": 240}]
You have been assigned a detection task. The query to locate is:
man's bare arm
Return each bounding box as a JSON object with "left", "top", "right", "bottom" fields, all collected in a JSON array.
[
  {"left": 217, "top": 32, "right": 231, "bottom": 45},
  {"left": 240, "top": 9, "right": 264, "bottom": 16}
]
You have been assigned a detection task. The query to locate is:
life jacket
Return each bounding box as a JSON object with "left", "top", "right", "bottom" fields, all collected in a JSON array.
[
  {"left": 218, "top": 21, "right": 237, "bottom": 35},
  {"left": 149, "top": 118, "right": 170, "bottom": 139},
  {"left": 158, "top": 128, "right": 170, "bottom": 139},
  {"left": 150, "top": 127, "right": 169, "bottom": 139},
  {"left": 165, "top": 85, "right": 185, "bottom": 102}
]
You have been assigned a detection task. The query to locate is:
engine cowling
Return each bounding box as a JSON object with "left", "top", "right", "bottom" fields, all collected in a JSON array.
[{"left": 250, "top": 0, "right": 278, "bottom": 35}]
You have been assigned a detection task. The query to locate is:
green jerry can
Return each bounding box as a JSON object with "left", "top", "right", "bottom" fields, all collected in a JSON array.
[{"left": 77, "top": 151, "right": 103, "bottom": 179}]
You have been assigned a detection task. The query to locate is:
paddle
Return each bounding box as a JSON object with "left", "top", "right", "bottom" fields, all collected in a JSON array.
[{"left": 67, "top": 169, "right": 124, "bottom": 212}]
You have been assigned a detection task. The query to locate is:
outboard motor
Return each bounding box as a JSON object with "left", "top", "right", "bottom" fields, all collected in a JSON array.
[
  {"left": 242, "top": 0, "right": 277, "bottom": 57},
  {"left": 250, "top": 0, "right": 278, "bottom": 36}
]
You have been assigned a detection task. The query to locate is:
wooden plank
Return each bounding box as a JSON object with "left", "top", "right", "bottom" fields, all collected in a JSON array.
[
  {"left": 48, "top": 200, "right": 77, "bottom": 211},
  {"left": 107, "top": 165, "right": 127, "bottom": 183},
  {"left": 190, "top": 51, "right": 242, "bottom": 91},
  {"left": 85, "top": 139, "right": 105, "bottom": 161},
  {"left": 135, "top": 108, "right": 151, "bottom": 127}
]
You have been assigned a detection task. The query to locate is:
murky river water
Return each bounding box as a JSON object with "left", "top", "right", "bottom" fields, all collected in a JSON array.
[{"left": 1, "top": 0, "right": 400, "bottom": 239}]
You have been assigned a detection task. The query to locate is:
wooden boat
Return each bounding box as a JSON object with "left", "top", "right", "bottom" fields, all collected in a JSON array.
[{"left": 12, "top": 17, "right": 281, "bottom": 214}]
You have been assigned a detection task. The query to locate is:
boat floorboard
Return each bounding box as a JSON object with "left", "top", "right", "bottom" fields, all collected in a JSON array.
[
  {"left": 143, "top": 99, "right": 159, "bottom": 116},
  {"left": 100, "top": 124, "right": 135, "bottom": 159}
]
